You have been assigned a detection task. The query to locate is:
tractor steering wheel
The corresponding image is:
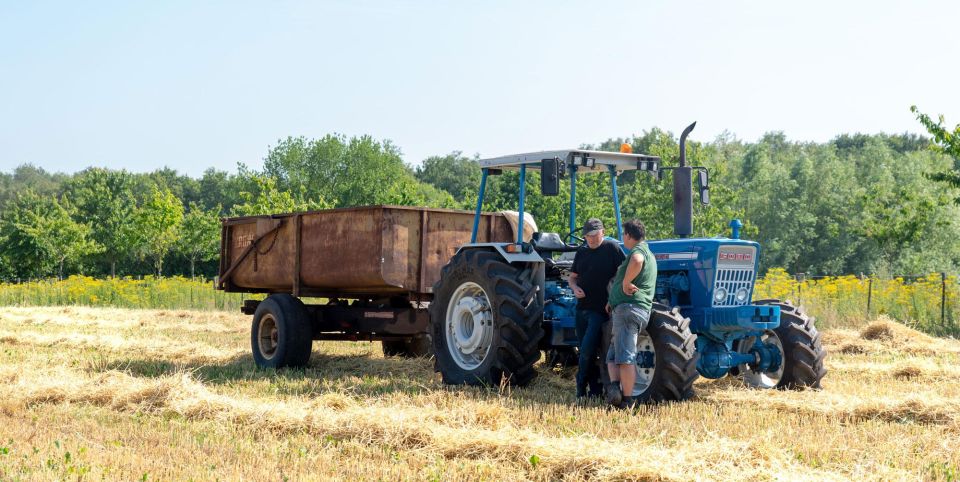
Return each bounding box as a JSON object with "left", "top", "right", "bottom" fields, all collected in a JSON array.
[{"left": 564, "top": 231, "right": 585, "bottom": 245}]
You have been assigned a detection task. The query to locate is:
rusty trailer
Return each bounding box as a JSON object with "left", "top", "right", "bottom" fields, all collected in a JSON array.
[{"left": 217, "top": 205, "right": 518, "bottom": 365}]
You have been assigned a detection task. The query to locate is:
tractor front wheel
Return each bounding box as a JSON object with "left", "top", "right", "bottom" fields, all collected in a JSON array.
[
  {"left": 744, "top": 300, "right": 827, "bottom": 389},
  {"left": 429, "top": 249, "right": 544, "bottom": 387}
]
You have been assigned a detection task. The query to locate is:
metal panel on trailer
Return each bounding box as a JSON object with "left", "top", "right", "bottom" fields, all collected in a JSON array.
[{"left": 219, "top": 205, "right": 514, "bottom": 297}]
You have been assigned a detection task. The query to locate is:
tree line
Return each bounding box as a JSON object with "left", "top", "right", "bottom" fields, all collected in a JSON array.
[{"left": 1, "top": 109, "right": 957, "bottom": 280}]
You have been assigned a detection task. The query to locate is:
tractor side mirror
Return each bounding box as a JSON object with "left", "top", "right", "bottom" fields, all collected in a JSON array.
[
  {"left": 541, "top": 158, "right": 560, "bottom": 196},
  {"left": 697, "top": 169, "right": 710, "bottom": 205}
]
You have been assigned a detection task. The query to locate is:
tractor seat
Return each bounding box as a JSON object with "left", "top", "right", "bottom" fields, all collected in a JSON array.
[
  {"left": 546, "top": 257, "right": 574, "bottom": 269},
  {"left": 531, "top": 232, "right": 579, "bottom": 253}
]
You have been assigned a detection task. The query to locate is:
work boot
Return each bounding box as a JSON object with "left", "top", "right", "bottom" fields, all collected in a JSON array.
[
  {"left": 617, "top": 396, "right": 636, "bottom": 411},
  {"left": 604, "top": 382, "right": 622, "bottom": 407},
  {"left": 575, "top": 383, "right": 587, "bottom": 400}
]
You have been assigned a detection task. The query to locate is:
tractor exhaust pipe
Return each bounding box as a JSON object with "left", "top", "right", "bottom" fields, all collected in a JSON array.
[{"left": 673, "top": 122, "right": 697, "bottom": 238}]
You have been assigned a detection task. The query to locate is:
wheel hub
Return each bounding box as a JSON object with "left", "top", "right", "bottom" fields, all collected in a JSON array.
[
  {"left": 632, "top": 331, "right": 656, "bottom": 397},
  {"left": 452, "top": 296, "right": 491, "bottom": 354},
  {"left": 737, "top": 330, "right": 785, "bottom": 388},
  {"left": 258, "top": 314, "right": 279, "bottom": 360},
  {"left": 445, "top": 282, "right": 494, "bottom": 370},
  {"left": 749, "top": 339, "right": 783, "bottom": 374}
]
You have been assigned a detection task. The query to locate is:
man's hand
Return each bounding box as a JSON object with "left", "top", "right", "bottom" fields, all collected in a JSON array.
[
  {"left": 622, "top": 282, "right": 639, "bottom": 296},
  {"left": 568, "top": 272, "right": 585, "bottom": 298}
]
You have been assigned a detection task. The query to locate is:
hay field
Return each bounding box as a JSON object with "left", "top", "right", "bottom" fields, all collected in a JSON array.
[{"left": 0, "top": 307, "right": 958, "bottom": 481}]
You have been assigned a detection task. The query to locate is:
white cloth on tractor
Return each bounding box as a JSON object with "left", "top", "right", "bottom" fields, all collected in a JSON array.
[{"left": 500, "top": 211, "right": 538, "bottom": 243}]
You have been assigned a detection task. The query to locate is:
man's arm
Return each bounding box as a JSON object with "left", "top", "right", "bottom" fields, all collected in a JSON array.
[
  {"left": 621, "top": 253, "right": 644, "bottom": 295},
  {"left": 569, "top": 250, "right": 586, "bottom": 298},
  {"left": 568, "top": 271, "right": 585, "bottom": 298}
]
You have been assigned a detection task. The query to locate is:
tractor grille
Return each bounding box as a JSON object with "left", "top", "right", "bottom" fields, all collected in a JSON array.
[{"left": 713, "top": 268, "right": 754, "bottom": 307}]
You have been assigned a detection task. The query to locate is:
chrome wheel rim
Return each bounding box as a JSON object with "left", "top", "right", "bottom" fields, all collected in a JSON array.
[
  {"left": 258, "top": 314, "right": 279, "bottom": 360},
  {"left": 738, "top": 330, "right": 785, "bottom": 388},
  {"left": 632, "top": 331, "right": 656, "bottom": 397},
  {"left": 445, "top": 282, "right": 494, "bottom": 370}
]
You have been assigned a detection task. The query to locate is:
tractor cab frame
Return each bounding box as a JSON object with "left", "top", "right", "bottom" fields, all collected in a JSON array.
[{"left": 470, "top": 148, "right": 666, "bottom": 247}]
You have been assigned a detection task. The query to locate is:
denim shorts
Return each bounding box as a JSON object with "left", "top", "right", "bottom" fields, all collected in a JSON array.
[{"left": 606, "top": 303, "right": 651, "bottom": 365}]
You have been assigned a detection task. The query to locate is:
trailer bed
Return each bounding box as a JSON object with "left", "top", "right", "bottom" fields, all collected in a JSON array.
[{"left": 217, "top": 205, "right": 515, "bottom": 299}]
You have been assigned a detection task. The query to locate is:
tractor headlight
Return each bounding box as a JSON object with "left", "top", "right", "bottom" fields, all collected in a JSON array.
[
  {"left": 735, "top": 288, "right": 749, "bottom": 303},
  {"left": 713, "top": 287, "right": 727, "bottom": 303}
]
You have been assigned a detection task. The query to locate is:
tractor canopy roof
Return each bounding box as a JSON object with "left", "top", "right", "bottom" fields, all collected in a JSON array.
[{"left": 478, "top": 149, "right": 661, "bottom": 174}]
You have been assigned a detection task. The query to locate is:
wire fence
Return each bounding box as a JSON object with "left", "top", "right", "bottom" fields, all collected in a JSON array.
[
  {"left": 0, "top": 270, "right": 957, "bottom": 337},
  {"left": 754, "top": 269, "right": 958, "bottom": 337}
]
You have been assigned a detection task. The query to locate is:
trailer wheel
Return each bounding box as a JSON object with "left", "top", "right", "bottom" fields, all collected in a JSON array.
[
  {"left": 632, "top": 306, "right": 699, "bottom": 403},
  {"left": 382, "top": 335, "right": 432, "bottom": 358},
  {"left": 545, "top": 346, "right": 579, "bottom": 369},
  {"left": 751, "top": 300, "right": 827, "bottom": 389},
  {"left": 251, "top": 294, "right": 313, "bottom": 369},
  {"left": 430, "top": 249, "right": 544, "bottom": 387}
]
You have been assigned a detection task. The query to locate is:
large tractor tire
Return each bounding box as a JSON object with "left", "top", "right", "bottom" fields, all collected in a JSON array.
[
  {"left": 251, "top": 294, "right": 313, "bottom": 369},
  {"left": 631, "top": 304, "right": 700, "bottom": 403},
  {"left": 738, "top": 300, "right": 827, "bottom": 389},
  {"left": 382, "top": 335, "right": 432, "bottom": 358},
  {"left": 429, "top": 249, "right": 544, "bottom": 387}
]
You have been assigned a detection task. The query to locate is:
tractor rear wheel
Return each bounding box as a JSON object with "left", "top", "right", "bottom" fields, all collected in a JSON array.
[
  {"left": 251, "top": 294, "right": 313, "bottom": 369},
  {"left": 747, "top": 300, "right": 827, "bottom": 389},
  {"left": 382, "top": 335, "right": 432, "bottom": 358},
  {"left": 429, "top": 249, "right": 544, "bottom": 387},
  {"left": 631, "top": 305, "right": 699, "bottom": 403}
]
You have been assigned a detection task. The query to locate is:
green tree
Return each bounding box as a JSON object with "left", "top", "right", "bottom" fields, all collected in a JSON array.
[
  {"left": 262, "top": 134, "right": 455, "bottom": 209},
  {"left": 198, "top": 167, "right": 247, "bottom": 212},
  {"left": 48, "top": 196, "right": 104, "bottom": 278},
  {"left": 0, "top": 164, "right": 66, "bottom": 207},
  {"left": 912, "top": 105, "right": 960, "bottom": 203},
  {"left": 175, "top": 202, "right": 222, "bottom": 278},
  {"left": 230, "top": 175, "right": 331, "bottom": 217},
  {"left": 143, "top": 167, "right": 202, "bottom": 206},
  {"left": 0, "top": 191, "right": 101, "bottom": 278},
  {"left": 415, "top": 152, "right": 481, "bottom": 206},
  {"left": 63, "top": 168, "right": 138, "bottom": 277},
  {"left": 129, "top": 187, "right": 184, "bottom": 277}
]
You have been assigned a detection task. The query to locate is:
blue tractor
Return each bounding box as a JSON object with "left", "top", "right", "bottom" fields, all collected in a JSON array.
[{"left": 429, "top": 123, "right": 827, "bottom": 401}]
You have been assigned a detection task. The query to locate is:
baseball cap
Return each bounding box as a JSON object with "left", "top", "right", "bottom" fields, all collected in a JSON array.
[{"left": 582, "top": 218, "right": 603, "bottom": 236}]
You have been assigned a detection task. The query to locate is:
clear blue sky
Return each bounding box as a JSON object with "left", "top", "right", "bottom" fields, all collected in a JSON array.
[{"left": 1, "top": 1, "right": 957, "bottom": 176}]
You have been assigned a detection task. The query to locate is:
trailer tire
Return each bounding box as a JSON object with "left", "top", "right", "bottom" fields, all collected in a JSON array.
[
  {"left": 545, "top": 346, "right": 579, "bottom": 369},
  {"left": 251, "top": 294, "right": 313, "bottom": 369},
  {"left": 632, "top": 305, "right": 699, "bottom": 403},
  {"left": 430, "top": 249, "right": 544, "bottom": 387},
  {"left": 382, "top": 335, "right": 432, "bottom": 358},
  {"left": 755, "top": 300, "right": 827, "bottom": 389}
]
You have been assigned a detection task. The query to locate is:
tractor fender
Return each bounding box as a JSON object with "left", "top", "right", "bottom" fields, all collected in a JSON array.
[{"left": 455, "top": 243, "right": 544, "bottom": 264}]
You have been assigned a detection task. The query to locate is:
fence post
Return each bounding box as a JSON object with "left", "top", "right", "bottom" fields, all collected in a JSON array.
[
  {"left": 795, "top": 273, "right": 804, "bottom": 305},
  {"left": 866, "top": 275, "right": 873, "bottom": 319},
  {"left": 942, "top": 272, "right": 947, "bottom": 326}
]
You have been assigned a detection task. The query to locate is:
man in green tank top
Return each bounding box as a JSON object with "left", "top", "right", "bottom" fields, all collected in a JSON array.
[{"left": 604, "top": 219, "right": 657, "bottom": 409}]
